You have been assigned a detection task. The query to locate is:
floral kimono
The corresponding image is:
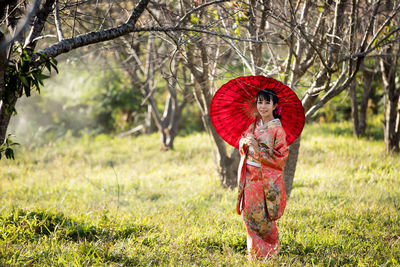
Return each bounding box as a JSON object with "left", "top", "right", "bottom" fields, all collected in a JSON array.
[{"left": 237, "top": 118, "right": 288, "bottom": 258}]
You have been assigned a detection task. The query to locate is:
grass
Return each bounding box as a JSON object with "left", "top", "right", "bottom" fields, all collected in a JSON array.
[{"left": 0, "top": 122, "right": 399, "bottom": 266}]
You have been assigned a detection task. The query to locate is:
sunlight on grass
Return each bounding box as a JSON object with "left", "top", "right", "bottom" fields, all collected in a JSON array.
[{"left": 1, "top": 123, "right": 399, "bottom": 265}]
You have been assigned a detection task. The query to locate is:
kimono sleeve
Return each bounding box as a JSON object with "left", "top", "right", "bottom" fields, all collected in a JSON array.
[
  {"left": 256, "top": 126, "right": 288, "bottom": 169},
  {"left": 258, "top": 126, "right": 288, "bottom": 221},
  {"left": 263, "top": 173, "right": 286, "bottom": 220}
]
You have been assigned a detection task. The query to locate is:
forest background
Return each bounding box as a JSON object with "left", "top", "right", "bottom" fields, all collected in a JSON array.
[{"left": 0, "top": 0, "right": 399, "bottom": 265}]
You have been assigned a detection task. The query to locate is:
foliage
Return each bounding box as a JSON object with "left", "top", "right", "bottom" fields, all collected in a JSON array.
[
  {"left": 4, "top": 48, "right": 58, "bottom": 115},
  {"left": 1, "top": 48, "right": 58, "bottom": 159},
  {"left": 0, "top": 134, "right": 19, "bottom": 159},
  {"left": 316, "top": 94, "right": 353, "bottom": 122},
  {"left": 312, "top": 71, "right": 384, "bottom": 124},
  {"left": 85, "top": 68, "right": 146, "bottom": 133},
  {"left": 0, "top": 122, "right": 399, "bottom": 265},
  {"left": 177, "top": 103, "right": 204, "bottom": 135}
]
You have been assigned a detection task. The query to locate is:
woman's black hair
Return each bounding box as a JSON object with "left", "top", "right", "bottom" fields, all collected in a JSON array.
[{"left": 256, "top": 89, "right": 280, "bottom": 119}]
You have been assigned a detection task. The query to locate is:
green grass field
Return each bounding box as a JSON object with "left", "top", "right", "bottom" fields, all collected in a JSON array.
[{"left": 1, "top": 122, "right": 399, "bottom": 266}]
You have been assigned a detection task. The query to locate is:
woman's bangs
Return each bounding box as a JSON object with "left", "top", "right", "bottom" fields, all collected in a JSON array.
[{"left": 257, "top": 92, "right": 272, "bottom": 102}]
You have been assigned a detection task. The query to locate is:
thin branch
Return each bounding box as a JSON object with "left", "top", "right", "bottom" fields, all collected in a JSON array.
[
  {"left": 32, "top": 34, "right": 57, "bottom": 42},
  {"left": 0, "top": 0, "right": 27, "bottom": 26},
  {"left": 125, "top": 26, "right": 284, "bottom": 44},
  {"left": 120, "top": 36, "right": 146, "bottom": 75},
  {"left": 37, "top": 0, "right": 151, "bottom": 58},
  {"left": 54, "top": 0, "right": 64, "bottom": 41},
  {"left": 341, "top": 26, "right": 400, "bottom": 61},
  {"left": 38, "top": 0, "right": 259, "bottom": 60},
  {"left": 296, "top": 24, "right": 335, "bottom": 73},
  {"left": 305, "top": 63, "right": 349, "bottom": 119},
  {"left": 336, "top": 0, "right": 392, "bottom": 63},
  {"left": 175, "top": 0, "right": 229, "bottom": 27},
  {"left": 218, "top": 9, "right": 254, "bottom": 74},
  {"left": 145, "top": 6, "right": 179, "bottom": 47}
]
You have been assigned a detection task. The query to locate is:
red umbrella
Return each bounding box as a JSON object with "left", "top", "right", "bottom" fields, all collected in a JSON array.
[{"left": 210, "top": 75, "right": 305, "bottom": 148}]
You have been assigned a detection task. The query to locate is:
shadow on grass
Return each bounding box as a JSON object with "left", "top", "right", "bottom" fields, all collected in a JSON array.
[{"left": 0, "top": 208, "right": 156, "bottom": 243}]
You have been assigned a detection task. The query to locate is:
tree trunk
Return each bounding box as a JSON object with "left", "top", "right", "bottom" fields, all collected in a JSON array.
[
  {"left": 159, "top": 103, "right": 182, "bottom": 151},
  {"left": 219, "top": 148, "right": 240, "bottom": 188},
  {"left": 207, "top": 113, "right": 239, "bottom": 188},
  {"left": 358, "top": 69, "right": 374, "bottom": 135},
  {"left": 0, "top": 32, "right": 6, "bottom": 102},
  {"left": 282, "top": 0, "right": 349, "bottom": 196},
  {"left": 380, "top": 45, "right": 400, "bottom": 153},
  {"left": 283, "top": 137, "right": 300, "bottom": 198},
  {"left": 248, "top": 0, "right": 267, "bottom": 75},
  {"left": 160, "top": 128, "right": 173, "bottom": 150},
  {"left": 282, "top": 71, "right": 328, "bottom": 197},
  {"left": 0, "top": 32, "right": 12, "bottom": 145},
  {"left": 185, "top": 37, "right": 239, "bottom": 188},
  {"left": 384, "top": 94, "right": 400, "bottom": 152},
  {"left": 358, "top": 70, "right": 375, "bottom": 136},
  {"left": 0, "top": 97, "right": 17, "bottom": 145},
  {"left": 144, "top": 104, "right": 154, "bottom": 134},
  {"left": 349, "top": 79, "right": 360, "bottom": 137}
]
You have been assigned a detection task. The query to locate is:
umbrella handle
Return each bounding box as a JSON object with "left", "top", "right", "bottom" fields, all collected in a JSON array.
[
  {"left": 252, "top": 117, "right": 258, "bottom": 134},
  {"left": 245, "top": 117, "right": 258, "bottom": 157}
]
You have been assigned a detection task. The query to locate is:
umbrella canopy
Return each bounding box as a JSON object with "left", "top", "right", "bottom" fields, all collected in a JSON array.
[{"left": 210, "top": 75, "right": 305, "bottom": 148}]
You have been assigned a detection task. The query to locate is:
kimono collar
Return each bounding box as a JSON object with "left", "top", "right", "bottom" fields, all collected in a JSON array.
[{"left": 257, "top": 118, "right": 281, "bottom": 129}]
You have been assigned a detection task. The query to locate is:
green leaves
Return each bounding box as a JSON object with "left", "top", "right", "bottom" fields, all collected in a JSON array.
[
  {"left": 0, "top": 134, "right": 19, "bottom": 160},
  {"left": 3, "top": 48, "right": 58, "bottom": 116},
  {"left": 373, "top": 25, "right": 394, "bottom": 50},
  {"left": 190, "top": 14, "right": 200, "bottom": 24},
  {"left": 0, "top": 48, "right": 56, "bottom": 159}
]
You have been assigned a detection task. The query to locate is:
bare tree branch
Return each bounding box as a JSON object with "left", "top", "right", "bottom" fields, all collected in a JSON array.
[
  {"left": 24, "top": 0, "right": 56, "bottom": 48},
  {"left": 32, "top": 34, "right": 57, "bottom": 42},
  {"left": 54, "top": 0, "right": 64, "bottom": 41},
  {"left": 305, "top": 63, "right": 349, "bottom": 119},
  {"left": 218, "top": 9, "right": 254, "bottom": 74},
  {"left": 342, "top": 26, "right": 400, "bottom": 61},
  {"left": 125, "top": 26, "right": 284, "bottom": 44},
  {"left": 38, "top": 0, "right": 265, "bottom": 59},
  {"left": 37, "top": 0, "right": 151, "bottom": 58},
  {"left": 175, "top": 0, "right": 229, "bottom": 27}
]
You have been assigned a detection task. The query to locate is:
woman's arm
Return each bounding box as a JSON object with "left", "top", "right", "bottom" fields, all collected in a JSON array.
[
  {"left": 239, "top": 124, "right": 254, "bottom": 155},
  {"left": 256, "top": 127, "right": 288, "bottom": 169},
  {"left": 239, "top": 137, "right": 247, "bottom": 155}
]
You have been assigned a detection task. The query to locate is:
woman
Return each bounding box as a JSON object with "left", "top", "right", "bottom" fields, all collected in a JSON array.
[{"left": 236, "top": 89, "right": 289, "bottom": 260}]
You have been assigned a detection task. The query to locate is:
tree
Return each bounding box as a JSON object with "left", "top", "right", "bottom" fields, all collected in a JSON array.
[
  {"left": 115, "top": 33, "right": 191, "bottom": 150},
  {"left": 184, "top": 24, "right": 239, "bottom": 187},
  {"left": 0, "top": 0, "right": 233, "bottom": 158},
  {"left": 247, "top": 0, "right": 400, "bottom": 195},
  {"left": 0, "top": 0, "right": 152, "bottom": 157},
  {"left": 142, "top": 0, "right": 400, "bottom": 190},
  {"left": 380, "top": 38, "right": 400, "bottom": 152},
  {"left": 348, "top": 63, "right": 378, "bottom": 137}
]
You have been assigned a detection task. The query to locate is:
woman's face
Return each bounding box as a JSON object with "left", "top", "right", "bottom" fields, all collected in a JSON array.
[{"left": 257, "top": 97, "right": 276, "bottom": 121}]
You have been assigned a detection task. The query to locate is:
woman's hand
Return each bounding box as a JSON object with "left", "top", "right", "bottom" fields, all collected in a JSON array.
[{"left": 244, "top": 134, "right": 259, "bottom": 153}]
